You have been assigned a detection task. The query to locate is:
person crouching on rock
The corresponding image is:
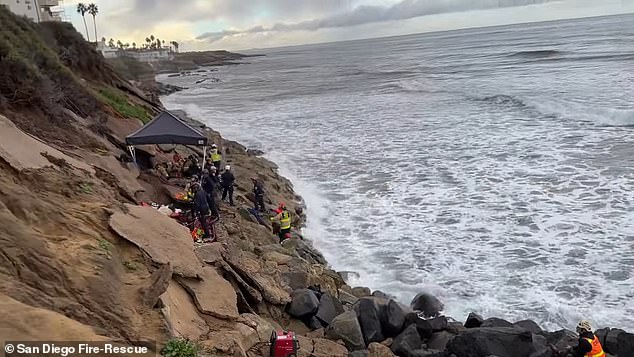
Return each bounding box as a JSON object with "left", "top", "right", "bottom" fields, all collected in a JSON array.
[
  {"left": 566, "top": 320, "right": 605, "bottom": 357},
  {"left": 270, "top": 202, "right": 291, "bottom": 243},
  {"left": 221, "top": 165, "right": 235, "bottom": 206},
  {"left": 191, "top": 182, "right": 211, "bottom": 241},
  {"left": 251, "top": 177, "right": 265, "bottom": 212}
]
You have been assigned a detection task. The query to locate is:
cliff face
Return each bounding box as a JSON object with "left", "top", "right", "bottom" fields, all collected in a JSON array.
[{"left": 0, "top": 6, "right": 346, "bottom": 355}]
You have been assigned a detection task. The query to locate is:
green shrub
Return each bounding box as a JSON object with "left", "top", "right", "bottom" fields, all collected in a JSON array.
[
  {"left": 99, "top": 87, "right": 151, "bottom": 122},
  {"left": 161, "top": 339, "right": 197, "bottom": 357}
]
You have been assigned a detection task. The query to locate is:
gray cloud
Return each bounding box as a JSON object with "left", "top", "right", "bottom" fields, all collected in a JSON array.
[{"left": 197, "top": 0, "right": 560, "bottom": 41}]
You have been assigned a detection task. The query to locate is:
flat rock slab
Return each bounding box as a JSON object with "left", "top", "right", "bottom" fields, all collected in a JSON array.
[
  {"left": 109, "top": 204, "right": 202, "bottom": 278},
  {"left": 195, "top": 242, "right": 225, "bottom": 264},
  {"left": 0, "top": 115, "right": 94, "bottom": 173},
  {"left": 177, "top": 267, "right": 239, "bottom": 320},
  {"left": 159, "top": 281, "right": 209, "bottom": 340}
]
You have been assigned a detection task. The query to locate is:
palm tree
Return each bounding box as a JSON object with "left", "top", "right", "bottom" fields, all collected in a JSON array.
[
  {"left": 156, "top": 38, "right": 162, "bottom": 49},
  {"left": 171, "top": 41, "right": 179, "bottom": 53},
  {"left": 145, "top": 37, "right": 151, "bottom": 49},
  {"left": 132, "top": 42, "right": 137, "bottom": 50},
  {"left": 76, "top": 3, "right": 90, "bottom": 41},
  {"left": 101, "top": 36, "right": 106, "bottom": 43},
  {"left": 87, "top": 3, "right": 99, "bottom": 43},
  {"left": 108, "top": 38, "right": 115, "bottom": 48},
  {"left": 116, "top": 40, "right": 123, "bottom": 49}
]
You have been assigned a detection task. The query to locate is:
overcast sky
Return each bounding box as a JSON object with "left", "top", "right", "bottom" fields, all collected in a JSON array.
[{"left": 64, "top": 0, "right": 634, "bottom": 50}]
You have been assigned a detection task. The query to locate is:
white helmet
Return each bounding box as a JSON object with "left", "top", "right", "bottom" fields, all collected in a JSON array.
[
  {"left": 225, "top": 165, "right": 231, "bottom": 170},
  {"left": 576, "top": 320, "right": 592, "bottom": 333},
  {"left": 211, "top": 144, "right": 218, "bottom": 148}
]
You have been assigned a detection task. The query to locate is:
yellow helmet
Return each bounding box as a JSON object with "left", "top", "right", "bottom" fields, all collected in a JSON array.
[{"left": 576, "top": 320, "right": 592, "bottom": 333}]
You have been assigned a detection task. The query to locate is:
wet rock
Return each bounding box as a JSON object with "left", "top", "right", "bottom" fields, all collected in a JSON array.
[
  {"left": 305, "top": 315, "right": 324, "bottom": 330},
  {"left": 372, "top": 290, "right": 391, "bottom": 299},
  {"left": 357, "top": 297, "right": 386, "bottom": 344},
  {"left": 464, "top": 312, "right": 484, "bottom": 328},
  {"left": 140, "top": 262, "right": 172, "bottom": 307},
  {"left": 415, "top": 316, "right": 448, "bottom": 339},
  {"left": 315, "top": 292, "right": 345, "bottom": 327},
  {"left": 326, "top": 310, "right": 365, "bottom": 351},
  {"left": 617, "top": 332, "right": 634, "bottom": 357},
  {"left": 410, "top": 351, "right": 447, "bottom": 357},
  {"left": 606, "top": 328, "right": 625, "bottom": 355},
  {"left": 288, "top": 288, "right": 320, "bottom": 318},
  {"left": 368, "top": 342, "right": 396, "bottom": 357},
  {"left": 481, "top": 317, "right": 514, "bottom": 328},
  {"left": 391, "top": 324, "right": 422, "bottom": 357},
  {"left": 410, "top": 293, "right": 444, "bottom": 318},
  {"left": 427, "top": 331, "right": 455, "bottom": 351},
  {"left": 544, "top": 329, "right": 578, "bottom": 351},
  {"left": 352, "top": 287, "right": 372, "bottom": 298},
  {"left": 446, "top": 321, "right": 467, "bottom": 334},
  {"left": 448, "top": 327, "right": 545, "bottom": 357},
  {"left": 382, "top": 299, "right": 409, "bottom": 337},
  {"left": 594, "top": 327, "right": 609, "bottom": 349},
  {"left": 514, "top": 319, "right": 542, "bottom": 334}
]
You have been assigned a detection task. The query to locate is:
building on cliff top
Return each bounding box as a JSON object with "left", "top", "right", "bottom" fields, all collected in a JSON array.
[
  {"left": 0, "top": 0, "right": 68, "bottom": 22},
  {"left": 96, "top": 40, "right": 175, "bottom": 63}
]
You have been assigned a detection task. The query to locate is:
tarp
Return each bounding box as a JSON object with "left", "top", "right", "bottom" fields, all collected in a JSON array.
[{"left": 125, "top": 111, "right": 208, "bottom": 146}]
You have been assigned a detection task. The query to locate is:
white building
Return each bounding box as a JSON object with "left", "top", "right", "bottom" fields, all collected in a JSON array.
[
  {"left": 96, "top": 40, "right": 174, "bottom": 63},
  {"left": 0, "top": 0, "right": 65, "bottom": 22},
  {"left": 96, "top": 40, "right": 119, "bottom": 59}
]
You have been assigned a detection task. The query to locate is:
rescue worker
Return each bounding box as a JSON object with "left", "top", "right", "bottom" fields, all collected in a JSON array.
[
  {"left": 210, "top": 144, "right": 223, "bottom": 174},
  {"left": 567, "top": 320, "right": 606, "bottom": 357},
  {"left": 270, "top": 202, "right": 291, "bottom": 243},
  {"left": 252, "top": 177, "right": 265, "bottom": 212},
  {"left": 191, "top": 182, "right": 211, "bottom": 241},
  {"left": 201, "top": 169, "right": 219, "bottom": 217},
  {"left": 221, "top": 165, "right": 235, "bottom": 206}
]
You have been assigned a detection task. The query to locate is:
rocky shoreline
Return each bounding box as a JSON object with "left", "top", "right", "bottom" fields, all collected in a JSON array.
[{"left": 163, "top": 106, "right": 634, "bottom": 357}]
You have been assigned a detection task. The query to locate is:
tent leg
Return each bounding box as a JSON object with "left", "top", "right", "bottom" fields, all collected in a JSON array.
[
  {"left": 202, "top": 146, "right": 207, "bottom": 168},
  {"left": 128, "top": 146, "right": 137, "bottom": 166}
]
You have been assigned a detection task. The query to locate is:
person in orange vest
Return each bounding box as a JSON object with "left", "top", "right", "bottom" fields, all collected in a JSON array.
[
  {"left": 270, "top": 202, "right": 291, "bottom": 243},
  {"left": 567, "top": 320, "right": 605, "bottom": 357}
]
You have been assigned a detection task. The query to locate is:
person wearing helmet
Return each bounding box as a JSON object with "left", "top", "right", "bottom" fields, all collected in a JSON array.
[
  {"left": 566, "top": 320, "right": 605, "bottom": 357},
  {"left": 270, "top": 202, "right": 291, "bottom": 243},
  {"left": 210, "top": 144, "right": 222, "bottom": 174},
  {"left": 220, "top": 165, "right": 235, "bottom": 206},
  {"left": 251, "top": 177, "right": 265, "bottom": 212}
]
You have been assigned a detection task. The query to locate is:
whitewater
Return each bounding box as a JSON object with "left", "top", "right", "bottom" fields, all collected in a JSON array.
[{"left": 161, "top": 14, "right": 634, "bottom": 331}]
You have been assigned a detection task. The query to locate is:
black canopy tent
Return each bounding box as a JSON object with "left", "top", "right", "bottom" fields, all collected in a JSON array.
[{"left": 125, "top": 111, "right": 209, "bottom": 164}]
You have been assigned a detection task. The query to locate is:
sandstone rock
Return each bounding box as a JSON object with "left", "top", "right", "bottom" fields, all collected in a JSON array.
[
  {"left": 0, "top": 115, "right": 94, "bottom": 173},
  {"left": 326, "top": 310, "right": 365, "bottom": 351},
  {"left": 296, "top": 335, "right": 349, "bottom": 357},
  {"left": 225, "top": 251, "right": 291, "bottom": 305},
  {"left": 195, "top": 242, "right": 225, "bottom": 264},
  {"left": 446, "top": 321, "right": 467, "bottom": 334},
  {"left": 464, "top": 312, "right": 484, "bottom": 328},
  {"left": 201, "top": 330, "right": 249, "bottom": 357},
  {"left": 427, "top": 331, "right": 455, "bottom": 351},
  {"left": 110, "top": 204, "right": 203, "bottom": 278},
  {"left": 357, "top": 297, "right": 386, "bottom": 345},
  {"left": 238, "top": 207, "right": 258, "bottom": 223},
  {"left": 218, "top": 259, "right": 263, "bottom": 309},
  {"left": 410, "top": 293, "right": 444, "bottom": 318},
  {"left": 368, "top": 342, "right": 396, "bottom": 357},
  {"left": 514, "top": 319, "right": 542, "bottom": 334},
  {"left": 288, "top": 288, "right": 320, "bottom": 318},
  {"left": 306, "top": 328, "right": 325, "bottom": 339},
  {"left": 481, "top": 317, "right": 514, "bottom": 328},
  {"left": 240, "top": 313, "right": 276, "bottom": 344},
  {"left": 262, "top": 250, "right": 294, "bottom": 265},
  {"left": 159, "top": 282, "right": 209, "bottom": 340},
  {"left": 140, "top": 262, "right": 172, "bottom": 307},
  {"left": 350, "top": 351, "right": 369, "bottom": 357},
  {"left": 617, "top": 332, "right": 634, "bottom": 357},
  {"left": 391, "top": 324, "right": 422, "bottom": 357},
  {"left": 447, "top": 327, "right": 545, "bottom": 357},
  {"left": 316, "top": 292, "right": 345, "bottom": 327},
  {"left": 352, "top": 287, "right": 372, "bottom": 298},
  {"left": 0, "top": 293, "right": 110, "bottom": 341},
  {"left": 382, "top": 299, "right": 409, "bottom": 337},
  {"left": 177, "top": 266, "right": 239, "bottom": 320},
  {"left": 339, "top": 289, "right": 359, "bottom": 305}
]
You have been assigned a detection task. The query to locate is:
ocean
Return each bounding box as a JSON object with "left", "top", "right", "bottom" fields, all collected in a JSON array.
[{"left": 161, "top": 14, "right": 634, "bottom": 331}]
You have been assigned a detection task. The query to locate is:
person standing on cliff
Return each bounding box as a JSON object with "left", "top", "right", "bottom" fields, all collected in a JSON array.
[
  {"left": 271, "top": 202, "right": 292, "bottom": 243},
  {"left": 210, "top": 144, "right": 222, "bottom": 174},
  {"left": 221, "top": 165, "right": 235, "bottom": 206},
  {"left": 201, "top": 169, "right": 219, "bottom": 218},
  {"left": 191, "top": 182, "right": 211, "bottom": 241},
  {"left": 566, "top": 320, "right": 606, "bottom": 357},
  {"left": 252, "top": 177, "right": 265, "bottom": 212}
]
